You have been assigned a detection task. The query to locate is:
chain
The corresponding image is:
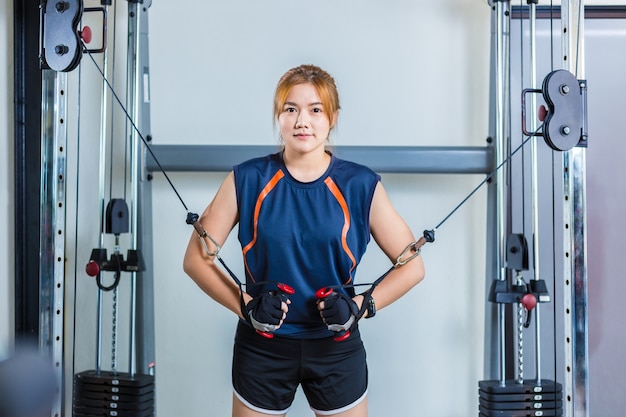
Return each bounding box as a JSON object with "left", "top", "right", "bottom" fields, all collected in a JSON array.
[
  {"left": 517, "top": 302, "right": 525, "bottom": 384},
  {"left": 516, "top": 273, "right": 525, "bottom": 384},
  {"left": 111, "top": 284, "right": 118, "bottom": 374}
]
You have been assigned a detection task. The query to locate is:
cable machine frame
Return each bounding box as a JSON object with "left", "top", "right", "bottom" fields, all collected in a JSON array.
[{"left": 15, "top": 1, "right": 592, "bottom": 416}]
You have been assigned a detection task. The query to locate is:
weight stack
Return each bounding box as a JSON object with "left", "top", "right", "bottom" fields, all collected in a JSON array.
[
  {"left": 478, "top": 379, "right": 563, "bottom": 417},
  {"left": 73, "top": 370, "right": 155, "bottom": 417}
]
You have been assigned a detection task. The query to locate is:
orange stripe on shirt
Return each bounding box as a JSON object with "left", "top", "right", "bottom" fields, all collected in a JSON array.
[
  {"left": 324, "top": 177, "right": 357, "bottom": 285},
  {"left": 242, "top": 169, "right": 285, "bottom": 282}
]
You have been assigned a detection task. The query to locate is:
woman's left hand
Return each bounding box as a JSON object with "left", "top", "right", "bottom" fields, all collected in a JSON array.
[{"left": 317, "top": 292, "right": 359, "bottom": 332}]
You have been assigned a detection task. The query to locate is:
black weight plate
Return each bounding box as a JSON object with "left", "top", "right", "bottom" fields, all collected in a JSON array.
[
  {"left": 479, "top": 389, "right": 560, "bottom": 402},
  {"left": 479, "top": 397, "right": 562, "bottom": 410},
  {"left": 74, "top": 381, "right": 154, "bottom": 396},
  {"left": 75, "top": 370, "right": 154, "bottom": 388},
  {"left": 479, "top": 405, "right": 562, "bottom": 417},
  {"left": 74, "top": 397, "right": 153, "bottom": 411},
  {"left": 479, "top": 413, "right": 563, "bottom": 417},
  {"left": 479, "top": 380, "right": 562, "bottom": 394},
  {"left": 73, "top": 406, "right": 154, "bottom": 417},
  {"left": 73, "top": 387, "right": 154, "bottom": 403}
]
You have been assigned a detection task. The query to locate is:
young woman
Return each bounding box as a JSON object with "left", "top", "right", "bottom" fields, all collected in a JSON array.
[{"left": 183, "top": 64, "right": 425, "bottom": 417}]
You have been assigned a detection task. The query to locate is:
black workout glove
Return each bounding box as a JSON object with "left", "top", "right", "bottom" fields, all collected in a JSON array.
[
  {"left": 318, "top": 292, "right": 359, "bottom": 332},
  {"left": 246, "top": 292, "right": 288, "bottom": 333}
]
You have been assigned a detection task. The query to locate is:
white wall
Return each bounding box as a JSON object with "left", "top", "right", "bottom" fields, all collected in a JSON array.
[
  {"left": 146, "top": 1, "right": 489, "bottom": 416},
  {"left": 1, "top": 0, "right": 14, "bottom": 360}
]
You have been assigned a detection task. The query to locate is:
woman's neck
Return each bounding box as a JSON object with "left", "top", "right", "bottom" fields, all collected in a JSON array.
[{"left": 282, "top": 148, "right": 331, "bottom": 183}]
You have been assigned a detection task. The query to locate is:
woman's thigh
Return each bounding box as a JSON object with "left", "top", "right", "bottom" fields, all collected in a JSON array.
[
  {"left": 314, "top": 396, "right": 367, "bottom": 417},
  {"left": 232, "top": 394, "right": 287, "bottom": 417}
]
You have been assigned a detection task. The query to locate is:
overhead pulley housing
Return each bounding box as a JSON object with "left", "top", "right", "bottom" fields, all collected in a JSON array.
[
  {"left": 523, "top": 69, "right": 588, "bottom": 151},
  {"left": 41, "top": 0, "right": 108, "bottom": 72}
]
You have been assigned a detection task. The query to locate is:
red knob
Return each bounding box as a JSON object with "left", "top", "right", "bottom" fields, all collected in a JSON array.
[
  {"left": 538, "top": 105, "right": 548, "bottom": 122},
  {"left": 521, "top": 293, "right": 537, "bottom": 311},
  {"left": 80, "top": 26, "right": 93, "bottom": 44},
  {"left": 85, "top": 260, "right": 99, "bottom": 277}
]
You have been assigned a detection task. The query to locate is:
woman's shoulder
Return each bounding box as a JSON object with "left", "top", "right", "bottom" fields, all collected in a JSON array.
[
  {"left": 236, "top": 152, "right": 281, "bottom": 169},
  {"left": 331, "top": 154, "right": 380, "bottom": 180},
  {"left": 234, "top": 152, "right": 283, "bottom": 177}
]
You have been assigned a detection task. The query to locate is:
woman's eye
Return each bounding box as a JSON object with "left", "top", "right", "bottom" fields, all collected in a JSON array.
[
  {"left": 284, "top": 107, "right": 296, "bottom": 113},
  {"left": 312, "top": 107, "right": 323, "bottom": 113}
]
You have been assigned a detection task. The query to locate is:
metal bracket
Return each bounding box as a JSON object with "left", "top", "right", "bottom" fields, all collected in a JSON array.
[
  {"left": 488, "top": 279, "right": 551, "bottom": 305},
  {"left": 522, "top": 69, "right": 588, "bottom": 151},
  {"left": 82, "top": 7, "right": 108, "bottom": 54},
  {"left": 41, "top": 1, "right": 108, "bottom": 71},
  {"left": 41, "top": 0, "right": 84, "bottom": 72}
]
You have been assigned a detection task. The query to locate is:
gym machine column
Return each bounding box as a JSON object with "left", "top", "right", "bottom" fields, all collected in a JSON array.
[{"left": 40, "top": 1, "right": 156, "bottom": 415}]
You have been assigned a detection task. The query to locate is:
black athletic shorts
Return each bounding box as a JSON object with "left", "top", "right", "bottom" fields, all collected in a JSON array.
[{"left": 232, "top": 321, "right": 368, "bottom": 415}]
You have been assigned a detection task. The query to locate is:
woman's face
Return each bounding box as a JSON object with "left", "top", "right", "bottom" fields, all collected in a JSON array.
[{"left": 278, "top": 83, "right": 335, "bottom": 156}]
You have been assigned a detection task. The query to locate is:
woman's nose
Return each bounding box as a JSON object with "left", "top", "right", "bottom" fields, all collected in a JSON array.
[{"left": 295, "top": 112, "right": 308, "bottom": 128}]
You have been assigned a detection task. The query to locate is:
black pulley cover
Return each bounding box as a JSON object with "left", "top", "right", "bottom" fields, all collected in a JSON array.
[
  {"left": 42, "top": 0, "right": 84, "bottom": 72},
  {"left": 542, "top": 69, "right": 587, "bottom": 151},
  {"left": 105, "top": 199, "right": 129, "bottom": 235},
  {"left": 506, "top": 233, "right": 529, "bottom": 271}
]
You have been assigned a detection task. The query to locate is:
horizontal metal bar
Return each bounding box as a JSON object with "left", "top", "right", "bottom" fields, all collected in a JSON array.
[
  {"left": 146, "top": 145, "right": 494, "bottom": 174},
  {"left": 511, "top": 5, "right": 626, "bottom": 20}
]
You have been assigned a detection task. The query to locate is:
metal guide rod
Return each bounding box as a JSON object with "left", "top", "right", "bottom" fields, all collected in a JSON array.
[
  {"left": 527, "top": 0, "right": 544, "bottom": 385},
  {"left": 494, "top": 0, "right": 511, "bottom": 385},
  {"left": 95, "top": 5, "right": 112, "bottom": 374},
  {"left": 128, "top": 0, "right": 156, "bottom": 377},
  {"left": 127, "top": 1, "right": 142, "bottom": 377}
]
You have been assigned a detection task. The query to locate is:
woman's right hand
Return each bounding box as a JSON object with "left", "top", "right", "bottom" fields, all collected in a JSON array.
[{"left": 245, "top": 292, "right": 290, "bottom": 333}]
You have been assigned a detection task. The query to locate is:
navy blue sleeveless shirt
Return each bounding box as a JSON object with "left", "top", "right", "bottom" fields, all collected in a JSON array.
[{"left": 233, "top": 152, "right": 381, "bottom": 339}]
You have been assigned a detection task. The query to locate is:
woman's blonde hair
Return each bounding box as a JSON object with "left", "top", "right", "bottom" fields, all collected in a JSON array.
[{"left": 273, "top": 64, "right": 340, "bottom": 129}]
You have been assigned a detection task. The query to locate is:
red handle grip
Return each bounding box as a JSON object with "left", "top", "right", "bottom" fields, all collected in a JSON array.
[
  {"left": 277, "top": 283, "right": 295, "bottom": 296},
  {"left": 315, "top": 287, "right": 351, "bottom": 342},
  {"left": 256, "top": 330, "right": 276, "bottom": 339},
  {"left": 315, "top": 287, "right": 334, "bottom": 299},
  {"left": 255, "top": 283, "right": 295, "bottom": 339}
]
